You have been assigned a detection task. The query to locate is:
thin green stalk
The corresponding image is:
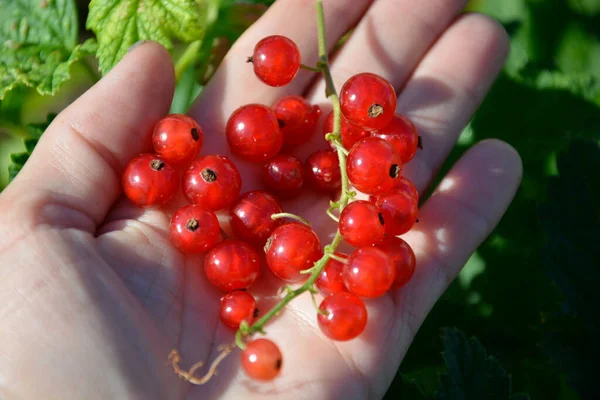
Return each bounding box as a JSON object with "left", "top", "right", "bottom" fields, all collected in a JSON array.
[{"left": 175, "top": 40, "right": 203, "bottom": 81}]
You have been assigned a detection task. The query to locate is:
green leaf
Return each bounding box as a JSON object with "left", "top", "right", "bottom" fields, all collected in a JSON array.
[
  {"left": 0, "top": 0, "right": 96, "bottom": 99},
  {"left": 87, "top": 0, "right": 207, "bottom": 74},
  {"left": 7, "top": 113, "right": 55, "bottom": 182},
  {"left": 438, "top": 328, "right": 529, "bottom": 400}
]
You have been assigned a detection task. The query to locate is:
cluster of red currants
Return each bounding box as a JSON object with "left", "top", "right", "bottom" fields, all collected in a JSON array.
[{"left": 122, "top": 35, "right": 419, "bottom": 383}]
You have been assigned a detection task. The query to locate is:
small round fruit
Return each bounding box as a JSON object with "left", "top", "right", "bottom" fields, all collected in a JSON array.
[
  {"left": 265, "top": 222, "right": 322, "bottom": 282},
  {"left": 205, "top": 240, "right": 260, "bottom": 292},
  {"left": 241, "top": 338, "right": 283, "bottom": 381},
  {"left": 340, "top": 73, "right": 396, "bottom": 130},
  {"left": 226, "top": 104, "right": 283, "bottom": 162},
  {"left": 262, "top": 154, "right": 304, "bottom": 197},
  {"left": 183, "top": 155, "right": 242, "bottom": 211},
  {"left": 323, "top": 111, "right": 370, "bottom": 150},
  {"left": 152, "top": 114, "right": 203, "bottom": 166},
  {"left": 305, "top": 150, "right": 341, "bottom": 192},
  {"left": 230, "top": 191, "right": 283, "bottom": 246},
  {"left": 339, "top": 200, "right": 385, "bottom": 247},
  {"left": 376, "top": 189, "right": 419, "bottom": 235},
  {"left": 170, "top": 205, "right": 221, "bottom": 253},
  {"left": 219, "top": 290, "right": 258, "bottom": 329},
  {"left": 344, "top": 247, "right": 395, "bottom": 298},
  {"left": 375, "top": 236, "right": 416, "bottom": 290},
  {"left": 347, "top": 137, "right": 402, "bottom": 195},
  {"left": 250, "top": 35, "right": 300, "bottom": 87},
  {"left": 370, "top": 176, "right": 419, "bottom": 204},
  {"left": 122, "top": 154, "right": 179, "bottom": 207},
  {"left": 318, "top": 292, "right": 367, "bottom": 341},
  {"left": 371, "top": 114, "right": 419, "bottom": 163},
  {"left": 273, "top": 95, "right": 321, "bottom": 146},
  {"left": 315, "top": 253, "right": 348, "bottom": 296}
]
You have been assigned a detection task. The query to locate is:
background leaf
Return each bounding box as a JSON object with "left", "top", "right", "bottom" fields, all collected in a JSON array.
[{"left": 7, "top": 113, "right": 55, "bottom": 181}]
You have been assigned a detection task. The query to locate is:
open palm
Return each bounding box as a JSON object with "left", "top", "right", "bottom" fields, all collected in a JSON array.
[{"left": 0, "top": 1, "right": 522, "bottom": 399}]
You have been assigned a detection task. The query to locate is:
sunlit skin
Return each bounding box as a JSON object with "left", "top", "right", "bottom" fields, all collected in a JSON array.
[
  {"left": 183, "top": 155, "right": 242, "bottom": 211},
  {"left": 122, "top": 153, "right": 179, "bottom": 207}
]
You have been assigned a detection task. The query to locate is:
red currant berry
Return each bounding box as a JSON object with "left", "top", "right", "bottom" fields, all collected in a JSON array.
[
  {"left": 376, "top": 189, "right": 419, "bottom": 236},
  {"left": 170, "top": 205, "right": 221, "bottom": 253},
  {"left": 241, "top": 338, "right": 283, "bottom": 381},
  {"left": 344, "top": 247, "right": 395, "bottom": 298},
  {"left": 371, "top": 114, "right": 419, "bottom": 163},
  {"left": 205, "top": 240, "right": 260, "bottom": 292},
  {"left": 263, "top": 154, "right": 304, "bottom": 197},
  {"left": 375, "top": 236, "right": 416, "bottom": 290},
  {"left": 265, "top": 223, "right": 322, "bottom": 282},
  {"left": 315, "top": 253, "right": 348, "bottom": 296},
  {"left": 250, "top": 35, "right": 300, "bottom": 87},
  {"left": 183, "top": 155, "right": 242, "bottom": 211},
  {"left": 122, "top": 154, "right": 179, "bottom": 207},
  {"left": 226, "top": 104, "right": 283, "bottom": 162},
  {"left": 369, "top": 176, "right": 419, "bottom": 204},
  {"left": 339, "top": 200, "right": 385, "bottom": 247},
  {"left": 230, "top": 191, "right": 283, "bottom": 246},
  {"left": 305, "top": 150, "right": 341, "bottom": 192},
  {"left": 273, "top": 95, "right": 321, "bottom": 146},
  {"left": 219, "top": 290, "right": 258, "bottom": 329},
  {"left": 340, "top": 73, "right": 397, "bottom": 130},
  {"left": 323, "top": 111, "right": 370, "bottom": 150},
  {"left": 318, "top": 292, "right": 367, "bottom": 341},
  {"left": 347, "top": 137, "right": 402, "bottom": 195},
  {"left": 152, "top": 114, "right": 203, "bottom": 166}
]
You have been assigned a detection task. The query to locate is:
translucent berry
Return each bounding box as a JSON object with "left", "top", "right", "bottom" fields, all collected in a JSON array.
[
  {"left": 152, "top": 114, "right": 203, "bottom": 166},
  {"left": 170, "top": 205, "right": 221, "bottom": 253},
  {"left": 122, "top": 154, "right": 179, "bottom": 207},
  {"left": 376, "top": 189, "right": 419, "bottom": 235},
  {"left": 318, "top": 292, "right": 367, "bottom": 341},
  {"left": 370, "top": 176, "right": 419, "bottom": 204},
  {"left": 344, "top": 247, "right": 395, "bottom": 298},
  {"left": 371, "top": 114, "right": 419, "bottom": 163},
  {"left": 183, "top": 155, "right": 242, "bottom": 211},
  {"left": 273, "top": 95, "right": 321, "bottom": 146},
  {"left": 375, "top": 236, "right": 416, "bottom": 290},
  {"left": 323, "top": 110, "right": 370, "bottom": 150},
  {"left": 226, "top": 104, "right": 283, "bottom": 162},
  {"left": 219, "top": 290, "right": 258, "bottom": 329},
  {"left": 347, "top": 137, "right": 402, "bottom": 195},
  {"left": 305, "top": 150, "right": 341, "bottom": 192},
  {"left": 230, "top": 191, "right": 283, "bottom": 246},
  {"left": 262, "top": 154, "right": 304, "bottom": 198},
  {"left": 205, "top": 240, "right": 260, "bottom": 292},
  {"left": 315, "top": 253, "right": 348, "bottom": 296},
  {"left": 340, "top": 72, "right": 397, "bottom": 130},
  {"left": 241, "top": 338, "right": 283, "bottom": 381},
  {"left": 339, "top": 200, "right": 385, "bottom": 247},
  {"left": 265, "top": 222, "right": 322, "bottom": 282},
  {"left": 250, "top": 35, "right": 300, "bottom": 87}
]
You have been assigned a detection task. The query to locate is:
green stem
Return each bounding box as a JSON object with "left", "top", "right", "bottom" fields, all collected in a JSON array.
[
  {"left": 300, "top": 63, "right": 321, "bottom": 72},
  {"left": 175, "top": 40, "right": 203, "bottom": 81}
]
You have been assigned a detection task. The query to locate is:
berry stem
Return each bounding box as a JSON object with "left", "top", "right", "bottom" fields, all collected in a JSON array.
[
  {"left": 175, "top": 40, "right": 203, "bottom": 81},
  {"left": 271, "top": 212, "right": 312, "bottom": 226},
  {"left": 300, "top": 63, "right": 321, "bottom": 72}
]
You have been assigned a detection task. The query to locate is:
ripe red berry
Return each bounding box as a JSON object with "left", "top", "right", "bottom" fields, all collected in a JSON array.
[
  {"left": 226, "top": 104, "right": 283, "bottom": 162},
  {"left": 170, "top": 205, "right": 221, "bottom": 253},
  {"left": 122, "top": 154, "right": 179, "bottom": 207},
  {"left": 318, "top": 292, "right": 367, "bottom": 341},
  {"left": 305, "top": 150, "right": 341, "bottom": 192},
  {"left": 371, "top": 114, "right": 419, "bottom": 163},
  {"left": 250, "top": 35, "right": 300, "bottom": 87},
  {"left": 241, "top": 338, "right": 283, "bottom": 381},
  {"left": 152, "top": 114, "right": 203, "bottom": 166},
  {"left": 339, "top": 200, "right": 385, "bottom": 247},
  {"left": 183, "top": 155, "right": 242, "bottom": 211},
  {"left": 323, "top": 111, "right": 370, "bottom": 150},
  {"left": 376, "top": 189, "right": 419, "bottom": 236},
  {"left": 230, "top": 191, "right": 283, "bottom": 246},
  {"left": 369, "top": 176, "right": 419, "bottom": 204},
  {"left": 205, "top": 240, "right": 260, "bottom": 292},
  {"left": 219, "top": 290, "right": 258, "bottom": 329},
  {"left": 265, "top": 222, "right": 322, "bottom": 282},
  {"left": 273, "top": 95, "right": 321, "bottom": 146},
  {"left": 315, "top": 253, "right": 348, "bottom": 296},
  {"left": 340, "top": 73, "right": 397, "bottom": 130},
  {"left": 262, "top": 154, "right": 304, "bottom": 197},
  {"left": 347, "top": 137, "right": 403, "bottom": 195},
  {"left": 375, "top": 236, "right": 416, "bottom": 290},
  {"left": 344, "top": 247, "right": 395, "bottom": 298}
]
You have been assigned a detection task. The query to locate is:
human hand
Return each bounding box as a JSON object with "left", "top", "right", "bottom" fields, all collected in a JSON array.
[{"left": 0, "top": 1, "right": 521, "bottom": 399}]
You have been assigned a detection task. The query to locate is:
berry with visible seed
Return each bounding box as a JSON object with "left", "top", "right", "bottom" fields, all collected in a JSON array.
[
  {"left": 205, "top": 240, "right": 260, "bottom": 292},
  {"left": 318, "top": 292, "right": 367, "bottom": 341},
  {"left": 250, "top": 35, "right": 300, "bottom": 87},
  {"left": 339, "top": 200, "right": 385, "bottom": 247},
  {"left": 371, "top": 114, "right": 419, "bottom": 163},
  {"left": 263, "top": 155, "right": 304, "bottom": 197},
  {"left": 122, "top": 154, "right": 179, "bottom": 207},
  {"left": 343, "top": 247, "right": 395, "bottom": 298},
  {"left": 241, "top": 338, "right": 283, "bottom": 381},
  {"left": 273, "top": 95, "right": 321, "bottom": 146},
  {"left": 376, "top": 189, "right": 419, "bottom": 235},
  {"left": 340, "top": 73, "right": 397, "bottom": 130},
  {"left": 323, "top": 110, "right": 370, "bottom": 150},
  {"left": 230, "top": 191, "right": 283, "bottom": 246},
  {"left": 315, "top": 253, "right": 348, "bottom": 296},
  {"left": 152, "top": 114, "right": 203, "bottom": 166},
  {"left": 219, "top": 290, "right": 258, "bottom": 329},
  {"left": 170, "top": 205, "right": 221, "bottom": 253},
  {"left": 375, "top": 236, "right": 416, "bottom": 290},
  {"left": 226, "top": 104, "right": 283, "bottom": 162},
  {"left": 347, "top": 137, "right": 402, "bottom": 195},
  {"left": 183, "top": 155, "right": 242, "bottom": 211},
  {"left": 305, "top": 150, "right": 341, "bottom": 192}
]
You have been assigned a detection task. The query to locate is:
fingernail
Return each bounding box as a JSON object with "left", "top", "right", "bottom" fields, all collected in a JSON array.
[{"left": 127, "top": 40, "right": 150, "bottom": 53}]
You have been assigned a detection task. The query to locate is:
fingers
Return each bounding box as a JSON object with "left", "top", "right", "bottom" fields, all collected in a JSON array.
[{"left": 1, "top": 43, "right": 175, "bottom": 231}]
